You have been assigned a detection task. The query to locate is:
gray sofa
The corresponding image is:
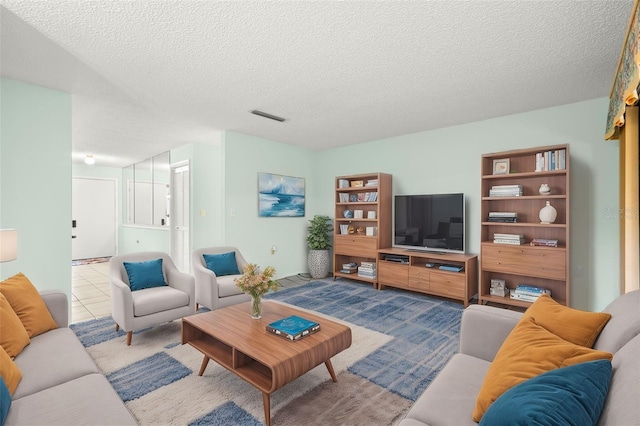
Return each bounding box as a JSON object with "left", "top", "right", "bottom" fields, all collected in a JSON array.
[
  {"left": 399, "top": 290, "right": 640, "bottom": 426},
  {"left": 5, "top": 290, "right": 137, "bottom": 425}
]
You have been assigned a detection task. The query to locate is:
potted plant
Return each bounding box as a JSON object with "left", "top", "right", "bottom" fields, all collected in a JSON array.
[{"left": 306, "top": 214, "right": 333, "bottom": 278}]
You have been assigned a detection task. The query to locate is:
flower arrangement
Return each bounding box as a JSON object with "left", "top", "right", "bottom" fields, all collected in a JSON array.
[{"left": 234, "top": 263, "right": 280, "bottom": 318}]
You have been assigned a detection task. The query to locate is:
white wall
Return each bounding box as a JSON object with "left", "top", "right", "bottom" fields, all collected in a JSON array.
[{"left": 0, "top": 78, "right": 72, "bottom": 298}]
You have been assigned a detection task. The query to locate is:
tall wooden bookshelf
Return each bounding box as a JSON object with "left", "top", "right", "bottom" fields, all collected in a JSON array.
[
  {"left": 333, "top": 173, "right": 392, "bottom": 287},
  {"left": 480, "top": 145, "right": 570, "bottom": 308}
]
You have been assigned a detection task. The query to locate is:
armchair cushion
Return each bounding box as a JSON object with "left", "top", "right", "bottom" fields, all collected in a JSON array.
[
  {"left": 203, "top": 252, "right": 240, "bottom": 276},
  {"left": 132, "top": 287, "right": 190, "bottom": 317},
  {"left": 0, "top": 273, "right": 58, "bottom": 338},
  {"left": 479, "top": 359, "right": 612, "bottom": 426},
  {"left": 124, "top": 258, "right": 168, "bottom": 291}
]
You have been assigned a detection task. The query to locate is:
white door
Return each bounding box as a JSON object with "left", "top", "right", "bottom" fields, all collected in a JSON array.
[
  {"left": 72, "top": 178, "right": 117, "bottom": 260},
  {"left": 171, "top": 163, "right": 190, "bottom": 272}
]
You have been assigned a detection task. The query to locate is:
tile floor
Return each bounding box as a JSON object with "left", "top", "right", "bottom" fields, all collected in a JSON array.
[{"left": 71, "top": 261, "right": 312, "bottom": 324}]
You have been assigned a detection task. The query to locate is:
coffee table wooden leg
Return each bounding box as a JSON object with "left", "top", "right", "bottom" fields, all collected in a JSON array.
[
  {"left": 325, "top": 359, "right": 338, "bottom": 382},
  {"left": 198, "top": 355, "right": 210, "bottom": 376},
  {"left": 262, "top": 392, "right": 271, "bottom": 426}
]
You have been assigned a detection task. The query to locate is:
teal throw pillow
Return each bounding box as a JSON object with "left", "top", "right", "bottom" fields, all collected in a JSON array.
[
  {"left": 479, "top": 359, "right": 612, "bottom": 426},
  {"left": 123, "top": 258, "right": 168, "bottom": 291},
  {"left": 203, "top": 252, "right": 240, "bottom": 276},
  {"left": 0, "top": 377, "right": 11, "bottom": 425}
]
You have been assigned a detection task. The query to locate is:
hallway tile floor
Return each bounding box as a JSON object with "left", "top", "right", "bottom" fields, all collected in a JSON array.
[{"left": 71, "top": 261, "right": 312, "bottom": 324}]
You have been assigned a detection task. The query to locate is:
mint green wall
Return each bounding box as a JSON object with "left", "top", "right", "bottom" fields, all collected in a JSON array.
[
  {"left": 189, "top": 142, "right": 224, "bottom": 249},
  {"left": 223, "top": 131, "right": 317, "bottom": 278},
  {"left": 0, "top": 78, "right": 72, "bottom": 298},
  {"left": 316, "top": 98, "right": 619, "bottom": 311}
]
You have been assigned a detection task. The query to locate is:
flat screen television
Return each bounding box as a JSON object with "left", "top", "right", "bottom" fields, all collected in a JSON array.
[{"left": 393, "top": 193, "right": 465, "bottom": 254}]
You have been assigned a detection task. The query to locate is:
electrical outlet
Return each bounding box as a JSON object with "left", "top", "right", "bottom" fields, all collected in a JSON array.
[{"left": 271, "top": 245, "right": 277, "bottom": 255}]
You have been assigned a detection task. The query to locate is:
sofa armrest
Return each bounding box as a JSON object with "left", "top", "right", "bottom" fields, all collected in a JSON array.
[
  {"left": 167, "top": 268, "right": 195, "bottom": 307},
  {"left": 459, "top": 304, "right": 522, "bottom": 362},
  {"left": 39, "top": 290, "right": 69, "bottom": 328}
]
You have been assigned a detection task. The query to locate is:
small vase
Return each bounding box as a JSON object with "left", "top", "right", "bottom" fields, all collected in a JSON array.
[
  {"left": 539, "top": 201, "right": 557, "bottom": 224},
  {"left": 250, "top": 294, "right": 262, "bottom": 319},
  {"left": 539, "top": 183, "right": 551, "bottom": 195}
]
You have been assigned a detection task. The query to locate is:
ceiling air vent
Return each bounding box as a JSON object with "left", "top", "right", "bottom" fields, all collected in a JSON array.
[{"left": 251, "top": 110, "right": 286, "bottom": 122}]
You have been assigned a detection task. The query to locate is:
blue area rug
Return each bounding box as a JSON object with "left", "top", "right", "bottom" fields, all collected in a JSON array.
[
  {"left": 71, "top": 278, "right": 463, "bottom": 425},
  {"left": 265, "top": 279, "right": 463, "bottom": 400}
]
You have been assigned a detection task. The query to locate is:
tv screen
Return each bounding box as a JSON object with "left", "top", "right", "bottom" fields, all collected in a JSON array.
[{"left": 393, "top": 193, "right": 465, "bottom": 254}]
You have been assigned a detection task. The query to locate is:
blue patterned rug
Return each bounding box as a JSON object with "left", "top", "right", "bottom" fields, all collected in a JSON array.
[{"left": 71, "top": 278, "right": 463, "bottom": 425}]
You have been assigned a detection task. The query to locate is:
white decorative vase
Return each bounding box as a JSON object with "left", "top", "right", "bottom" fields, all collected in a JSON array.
[
  {"left": 539, "top": 201, "right": 557, "bottom": 224},
  {"left": 539, "top": 183, "right": 551, "bottom": 195}
]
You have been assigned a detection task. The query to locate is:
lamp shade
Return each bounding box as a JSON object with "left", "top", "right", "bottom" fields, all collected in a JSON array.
[{"left": 0, "top": 229, "right": 18, "bottom": 262}]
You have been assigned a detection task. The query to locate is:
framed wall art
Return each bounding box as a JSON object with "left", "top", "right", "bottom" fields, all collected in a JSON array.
[
  {"left": 492, "top": 158, "right": 510, "bottom": 175},
  {"left": 258, "top": 172, "right": 305, "bottom": 217}
]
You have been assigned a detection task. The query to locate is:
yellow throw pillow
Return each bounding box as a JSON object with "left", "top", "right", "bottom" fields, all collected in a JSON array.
[
  {"left": 522, "top": 294, "right": 611, "bottom": 347},
  {"left": 0, "top": 273, "right": 58, "bottom": 338},
  {"left": 0, "top": 345, "right": 22, "bottom": 395},
  {"left": 0, "top": 293, "right": 30, "bottom": 358},
  {"left": 472, "top": 317, "right": 612, "bottom": 423}
]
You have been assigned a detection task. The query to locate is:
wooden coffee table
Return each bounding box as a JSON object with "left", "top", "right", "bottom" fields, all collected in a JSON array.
[{"left": 181, "top": 301, "right": 352, "bottom": 425}]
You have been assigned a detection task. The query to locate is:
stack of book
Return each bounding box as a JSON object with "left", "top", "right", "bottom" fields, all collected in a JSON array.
[
  {"left": 510, "top": 285, "right": 551, "bottom": 303},
  {"left": 530, "top": 238, "right": 558, "bottom": 247},
  {"left": 365, "top": 179, "right": 378, "bottom": 187},
  {"left": 493, "top": 233, "right": 525, "bottom": 245},
  {"left": 488, "top": 212, "right": 518, "bottom": 223},
  {"left": 489, "top": 185, "right": 523, "bottom": 197},
  {"left": 358, "top": 261, "right": 376, "bottom": 278}
]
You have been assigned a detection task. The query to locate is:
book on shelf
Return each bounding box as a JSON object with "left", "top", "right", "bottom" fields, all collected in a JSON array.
[
  {"left": 488, "top": 217, "right": 518, "bottom": 223},
  {"left": 266, "top": 315, "right": 320, "bottom": 341},
  {"left": 512, "top": 285, "right": 551, "bottom": 299},
  {"left": 494, "top": 239, "right": 525, "bottom": 245},
  {"left": 488, "top": 212, "right": 518, "bottom": 217},
  {"left": 489, "top": 185, "right": 523, "bottom": 197},
  {"left": 535, "top": 149, "right": 566, "bottom": 172},
  {"left": 493, "top": 233, "right": 525, "bottom": 245},
  {"left": 493, "top": 233, "right": 524, "bottom": 239},
  {"left": 338, "top": 179, "right": 349, "bottom": 188},
  {"left": 510, "top": 292, "right": 539, "bottom": 303},
  {"left": 360, "top": 261, "right": 376, "bottom": 268},
  {"left": 530, "top": 238, "right": 558, "bottom": 247}
]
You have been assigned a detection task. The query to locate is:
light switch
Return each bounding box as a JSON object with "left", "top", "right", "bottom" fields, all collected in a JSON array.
[{"left": 200, "top": 209, "right": 206, "bottom": 217}]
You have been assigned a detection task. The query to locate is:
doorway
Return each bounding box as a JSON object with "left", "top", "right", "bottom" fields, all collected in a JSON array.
[
  {"left": 171, "top": 161, "right": 190, "bottom": 272},
  {"left": 72, "top": 177, "right": 117, "bottom": 260}
]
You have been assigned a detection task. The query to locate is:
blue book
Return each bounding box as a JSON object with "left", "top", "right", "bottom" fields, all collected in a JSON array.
[
  {"left": 266, "top": 315, "right": 320, "bottom": 341},
  {"left": 439, "top": 265, "right": 464, "bottom": 272}
]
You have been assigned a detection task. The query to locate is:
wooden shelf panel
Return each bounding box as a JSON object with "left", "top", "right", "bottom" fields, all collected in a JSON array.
[
  {"left": 482, "top": 195, "right": 566, "bottom": 201},
  {"left": 482, "top": 170, "right": 567, "bottom": 180}
]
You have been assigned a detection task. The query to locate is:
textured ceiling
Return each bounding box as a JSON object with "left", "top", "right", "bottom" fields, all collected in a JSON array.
[{"left": 0, "top": 1, "right": 634, "bottom": 167}]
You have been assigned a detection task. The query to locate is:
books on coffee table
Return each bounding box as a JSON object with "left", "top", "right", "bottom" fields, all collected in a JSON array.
[{"left": 266, "top": 315, "right": 320, "bottom": 341}]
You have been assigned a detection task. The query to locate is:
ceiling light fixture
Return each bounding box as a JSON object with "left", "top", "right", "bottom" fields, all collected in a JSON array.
[
  {"left": 250, "top": 110, "right": 286, "bottom": 122},
  {"left": 85, "top": 154, "right": 95, "bottom": 165}
]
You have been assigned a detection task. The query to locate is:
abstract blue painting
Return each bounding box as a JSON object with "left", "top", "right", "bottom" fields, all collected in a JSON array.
[{"left": 258, "top": 172, "right": 305, "bottom": 217}]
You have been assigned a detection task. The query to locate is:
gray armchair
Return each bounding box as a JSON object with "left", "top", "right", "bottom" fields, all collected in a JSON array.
[
  {"left": 110, "top": 252, "right": 195, "bottom": 345},
  {"left": 192, "top": 246, "right": 250, "bottom": 311}
]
